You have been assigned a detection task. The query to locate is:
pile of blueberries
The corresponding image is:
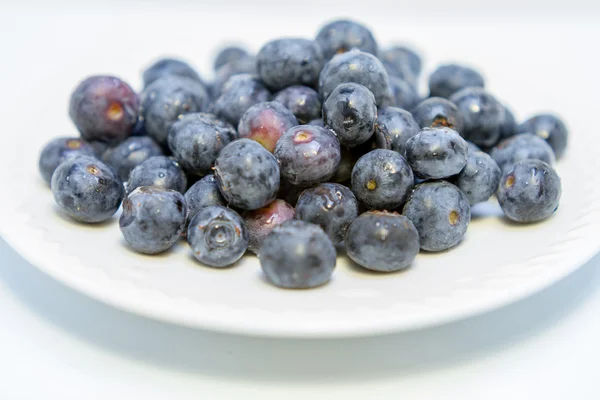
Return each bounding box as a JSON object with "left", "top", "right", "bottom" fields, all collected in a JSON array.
[{"left": 39, "top": 19, "right": 566, "bottom": 289}]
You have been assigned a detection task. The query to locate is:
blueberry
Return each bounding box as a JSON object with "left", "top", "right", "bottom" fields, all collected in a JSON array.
[
  {"left": 295, "top": 183, "right": 359, "bottom": 244},
  {"left": 319, "top": 49, "right": 390, "bottom": 106},
  {"left": 213, "top": 74, "right": 271, "bottom": 126},
  {"left": 127, "top": 156, "right": 187, "bottom": 195},
  {"left": 196, "top": 112, "right": 239, "bottom": 141},
  {"left": 308, "top": 118, "right": 325, "bottom": 127},
  {"left": 39, "top": 137, "right": 98, "bottom": 185},
  {"left": 412, "top": 97, "right": 464, "bottom": 132},
  {"left": 131, "top": 116, "right": 148, "bottom": 137},
  {"left": 184, "top": 174, "right": 227, "bottom": 222},
  {"left": 168, "top": 113, "right": 236, "bottom": 176},
  {"left": 213, "top": 46, "right": 249, "bottom": 71},
  {"left": 455, "top": 150, "right": 501, "bottom": 205},
  {"left": 315, "top": 19, "right": 378, "bottom": 60},
  {"left": 69, "top": 75, "right": 139, "bottom": 144},
  {"left": 379, "top": 46, "right": 422, "bottom": 85},
  {"left": 211, "top": 56, "right": 257, "bottom": 98},
  {"left": 119, "top": 187, "right": 187, "bottom": 254},
  {"left": 214, "top": 139, "right": 280, "bottom": 210},
  {"left": 275, "top": 125, "right": 341, "bottom": 187},
  {"left": 373, "top": 107, "right": 420, "bottom": 156},
  {"left": 142, "top": 58, "right": 203, "bottom": 88},
  {"left": 383, "top": 76, "right": 420, "bottom": 110},
  {"left": 429, "top": 64, "right": 484, "bottom": 98},
  {"left": 238, "top": 101, "right": 298, "bottom": 152},
  {"left": 102, "top": 136, "right": 163, "bottom": 181},
  {"left": 345, "top": 211, "right": 419, "bottom": 272},
  {"left": 244, "top": 199, "right": 295, "bottom": 254},
  {"left": 449, "top": 87, "right": 505, "bottom": 147},
  {"left": 351, "top": 149, "right": 414, "bottom": 210},
  {"left": 257, "top": 38, "right": 324, "bottom": 91},
  {"left": 259, "top": 220, "right": 336, "bottom": 289},
  {"left": 490, "top": 133, "right": 556, "bottom": 172},
  {"left": 402, "top": 181, "right": 471, "bottom": 252},
  {"left": 516, "top": 114, "right": 568, "bottom": 159},
  {"left": 499, "top": 105, "right": 517, "bottom": 141},
  {"left": 187, "top": 205, "right": 248, "bottom": 268},
  {"left": 466, "top": 140, "right": 481, "bottom": 153},
  {"left": 331, "top": 147, "right": 355, "bottom": 183},
  {"left": 273, "top": 85, "right": 322, "bottom": 124},
  {"left": 140, "top": 75, "right": 210, "bottom": 145},
  {"left": 405, "top": 127, "right": 468, "bottom": 179},
  {"left": 51, "top": 155, "right": 124, "bottom": 223},
  {"left": 323, "top": 82, "right": 376, "bottom": 147},
  {"left": 497, "top": 160, "right": 561, "bottom": 223}
]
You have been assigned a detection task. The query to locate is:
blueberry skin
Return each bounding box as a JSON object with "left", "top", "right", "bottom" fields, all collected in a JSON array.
[
  {"left": 345, "top": 211, "right": 419, "bottom": 272},
  {"left": 295, "top": 183, "right": 359, "bottom": 245},
  {"left": 39, "top": 137, "right": 98, "bottom": 185},
  {"left": 168, "top": 113, "right": 235, "bottom": 176},
  {"left": 319, "top": 49, "right": 390, "bottom": 106},
  {"left": 428, "top": 64, "right": 485, "bottom": 98},
  {"left": 69, "top": 75, "right": 139, "bottom": 144},
  {"left": 383, "top": 76, "right": 420, "bottom": 110},
  {"left": 126, "top": 156, "right": 187, "bottom": 195},
  {"left": 120, "top": 187, "right": 187, "bottom": 254},
  {"left": 331, "top": 147, "right": 355, "bottom": 183},
  {"left": 379, "top": 46, "right": 422, "bottom": 85},
  {"left": 275, "top": 125, "right": 341, "bottom": 187},
  {"left": 499, "top": 105, "right": 517, "bottom": 141},
  {"left": 373, "top": 107, "right": 420, "bottom": 156},
  {"left": 450, "top": 87, "right": 505, "bottom": 147},
  {"left": 244, "top": 199, "right": 295, "bottom": 254},
  {"left": 102, "top": 136, "right": 163, "bottom": 181},
  {"left": 214, "top": 139, "right": 280, "bottom": 210},
  {"left": 142, "top": 58, "right": 203, "bottom": 88},
  {"left": 51, "top": 155, "right": 124, "bottom": 223},
  {"left": 405, "top": 127, "right": 469, "bottom": 179},
  {"left": 308, "top": 118, "right": 325, "bottom": 127},
  {"left": 211, "top": 56, "right": 257, "bottom": 98},
  {"left": 273, "top": 85, "right": 322, "bottom": 124},
  {"left": 516, "top": 114, "right": 568, "bottom": 159},
  {"left": 315, "top": 19, "right": 378, "bottom": 60},
  {"left": 187, "top": 206, "right": 249, "bottom": 268},
  {"left": 213, "top": 74, "right": 272, "bottom": 126},
  {"left": 184, "top": 174, "right": 227, "bottom": 222},
  {"left": 351, "top": 149, "right": 414, "bottom": 210},
  {"left": 259, "top": 220, "right": 336, "bottom": 289},
  {"left": 257, "top": 38, "right": 324, "bottom": 91},
  {"left": 497, "top": 160, "right": 561, "bottom": 223},
  {"left": 412, "top": 97, "right": 464, "bottom": 133},
  {"left": 238, "top": 101, "right": 298, "bottom": 152},
  {"left": 323, "top": 82, "right": 377, "bottom": 147},
  {"left": 196, "top": 112, "right": 239, "bottom": 141},
  {"left": 402, "top": 181, "right": 471, "bottom": 252},
  {"left": 213, "top": 46, "right": 249, "bottom": 71},
  {"left": 455, "top": 150, "right": 501, "bottom": 205},
  {"left": 140, "top": 75, "right": 210, "bottom": 145},
  {"left": 490, "top": 133, "right": 556, "bottom": 172}
]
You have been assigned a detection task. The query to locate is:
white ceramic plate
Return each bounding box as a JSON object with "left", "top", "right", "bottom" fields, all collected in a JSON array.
[{"left": 1, "top": 13, "right": 599, "bottom": 338}]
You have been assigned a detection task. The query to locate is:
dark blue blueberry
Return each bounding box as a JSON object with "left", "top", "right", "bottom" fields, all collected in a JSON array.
[
  {"left": 383, "top": 76, "right": 420, "bottom": 110},
  {"left": 69, "top": 75, "right": 139, "bottom": 144},
  {"left": 51, "top": 155, "right": 124, "bottom": 223},
  {"left": 140, "top": 75, "right": 210, "bottom": 145},
  {"left": 214, "top": 139, "right": 280, "bottom": 210},
  {"left": 499, "top": 105, "right": 517, "bottom": 141},
  {"left": 402, "top": 181, "right": 471, "bottom": 252},
  {"left": 119, "top": 187, "right": 187, "bottom": 254},
  {"left": 259, "top": 220, "right": 336, "bottom": 289},
  {"left": 315, "top": 19, "right": 378, "bottom": 60},
  {"left": 238, "top": 101, "right": 298, "bottom": 152},
  {"left": 466, "top": 140, "right": 481, "bottom": 154},
  {"left": 449, "top": 87, "right": 505, "bottom": 147},
  {"left": 490, "top": 133, "right": 555, "bottom": 172},
  {"left": 405, "top": 127, "right": 468, "bottom": 179},
  {"left": 187, "top": 206, "right": 248, "bottom": 268},
  {"left": 274, "top": 125, "right": 341, "bottom": 187},
  {"left": 308, "top": 118, "right": 324, "bottom": 127},
  {"left": 131, "top": 116, "right": 148, "bottom": 136},
  {"left": 257, "top": 38, "right": 324, "bottom": 91},
  {"left": 345, "top": 211, "right": 419, "bottom": 272},
  {"left": 213, "top": 46, "right": 249, "bottom": 71},
  {"left": 184, "top": 174, "right": 227, "bottom": 222},
  {"left": 455, "top": 150, "right": 501, "bottom": 205},
  {"left": 319, "top": 49, "right": 390, "bottom": 106},
  {"left": 196, "top": 112, "right": 239, "bottom": 141},
  {"left": 351, "top": 149, "right": 414, "bottom": 210},
  {"left": 516, "top": 114, "right": 568, "bottom": 159},
  {"left": 102, "top": 136, "right": 163, "bottom": 181},
  {"left": 244, "top": 199, "right": 295, "bottom": 254},
  {"left": 379, "top": 46, "right": 422, "bottom": 85},
  {"left": 142, "top": 58, "right": 203, "bottom": 88},
  {"left": 168, "top": 113, "right": 236, "bottom": 176},
  {"left": 373, "top": 107, "right": 420, "bottom": 155},
  {"left": 210, "top": 56, "right": 257, "bottom": 98},
  {"left": 273, "top": 85, "right": 322, "bottom": 124},
  {"left": 429, "top": 64, "right": 484, "bottom": 98},
  {"left": 412, "top": 97, "right": 464, "bottom": 132},
  {"left": 323, "top": 82, "right": 377, "bottom": 147},
  {"left": 213, "top": 74, "right": 271, "bottom": 126},
  {"left": 295, "top": 183, "right": 359, "bottom": 245},
  {"left": 39, "top": 137, "right": 98, "bottom": 185},
  {"left": 126, "top": 155, "right": 187, "bottom": 195},
  {"left": 497, "top": 160, "right": 561, "bottom": 223}
]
